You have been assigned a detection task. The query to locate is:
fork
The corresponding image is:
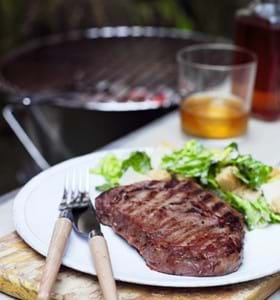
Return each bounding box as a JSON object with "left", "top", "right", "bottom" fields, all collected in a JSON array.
[{"left": 38, "top": 172, "right": 77, "bottom": 300}]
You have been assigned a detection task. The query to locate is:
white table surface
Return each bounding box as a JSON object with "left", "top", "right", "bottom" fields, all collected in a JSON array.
[{"left": 1, "top": 110, "right": 280, "bottom": 299}]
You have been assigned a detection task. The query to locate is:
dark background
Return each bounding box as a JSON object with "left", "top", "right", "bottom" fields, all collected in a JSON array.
[{"left": 0, "top": 0, "right": 250, "bottom": 194}]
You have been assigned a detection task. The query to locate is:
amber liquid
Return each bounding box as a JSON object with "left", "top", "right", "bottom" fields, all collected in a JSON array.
[
  {"left": 235, "top": 13, "right": 280, "bottom": 120},
  {"left": 180, "top": 94, "right": 248, "bottom": 139}
]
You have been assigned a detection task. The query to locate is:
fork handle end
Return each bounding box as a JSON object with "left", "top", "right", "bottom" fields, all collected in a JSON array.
[{"left": 38, "top": 217, "right": 72, "bottom": 300}]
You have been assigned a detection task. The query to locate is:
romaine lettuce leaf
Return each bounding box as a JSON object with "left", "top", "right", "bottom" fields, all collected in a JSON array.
[
  {"left": 122, "top": 151, "right": 152, "bottom": 174},
  {"left": 232, "top": 154, "right": 273, "bottom": 189},
  {"left": 91, "top": 151, "right": 151, "bottom": 191},
  {"left": 91, "top": 154, "right": 122, "bottom": 185},
  {"left": 160, "top": 140, "right": 213, "bottom": 178}
]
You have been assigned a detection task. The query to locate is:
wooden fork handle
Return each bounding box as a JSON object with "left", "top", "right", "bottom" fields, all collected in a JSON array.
[
  {"left": 89, "top": 235, "right": 119, "bottom": 300},
  {"left": 38, "top": 217, "right": 72, "bottom": 300}
]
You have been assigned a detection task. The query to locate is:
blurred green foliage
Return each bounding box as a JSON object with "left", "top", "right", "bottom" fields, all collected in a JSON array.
[
  {"left": 133, "top": 0, "right": 192, "bottom": 29},
  {"left": 0, "top": 1, "right": 25, "bottom": 54},
  {"left": 0, "top": 0, "right": 192, "bottom": 57}
]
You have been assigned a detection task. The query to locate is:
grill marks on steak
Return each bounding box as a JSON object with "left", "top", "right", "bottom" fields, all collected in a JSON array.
[{"left": 95, "top": 179, "right": 245, "bottom": 276}]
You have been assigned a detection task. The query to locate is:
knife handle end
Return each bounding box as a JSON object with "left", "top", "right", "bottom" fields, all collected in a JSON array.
[{"left": 89, "top": 235, "right": 119, "bottom": 300}]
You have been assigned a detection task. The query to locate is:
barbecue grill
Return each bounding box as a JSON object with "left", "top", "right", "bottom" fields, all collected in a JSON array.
[{"left": 1, "top": 26, "right": 215, "bottom": 182}]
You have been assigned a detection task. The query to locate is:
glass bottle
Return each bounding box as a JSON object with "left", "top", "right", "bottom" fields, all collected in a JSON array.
[{"left": 235, "top": 0, "right": 280, "bottom": 120}]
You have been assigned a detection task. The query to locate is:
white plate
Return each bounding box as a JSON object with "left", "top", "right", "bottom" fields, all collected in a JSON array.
[{"left": 13, "top": 148, "right": 280, "bottom": 287}]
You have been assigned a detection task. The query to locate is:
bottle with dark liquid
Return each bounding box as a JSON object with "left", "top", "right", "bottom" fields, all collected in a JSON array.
[{"left": 235, "top": 0, "right": 280, "bottom": 120}]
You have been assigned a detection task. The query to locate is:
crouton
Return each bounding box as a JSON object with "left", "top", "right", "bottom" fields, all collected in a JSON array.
[
  {"left": 271, "top": 169, "right": 280, "bottom": 180},
  {"left": 234, "top": 186, "right": 261, "bottom": 202},
  {"left": 216, "top": 166, "right": 243, "bottom": 192},
  {"left": 147, "top": 169, "right": 171, "bottom": 181}
]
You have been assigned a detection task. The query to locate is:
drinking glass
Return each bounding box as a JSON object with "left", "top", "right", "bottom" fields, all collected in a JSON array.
[{"left": 177, "top": 44, "right": 257, "bottom": 139}]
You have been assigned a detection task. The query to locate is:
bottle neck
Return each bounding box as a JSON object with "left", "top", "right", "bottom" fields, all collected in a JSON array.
[
  {"left": 253, "top": 0, "right": 280, "bottom": 23},
  {"left": 259, "top": 0, "right": 279, "bottom": 3},
  {"left": 236, "top": 0, "right": 280, "bottom": 24}
]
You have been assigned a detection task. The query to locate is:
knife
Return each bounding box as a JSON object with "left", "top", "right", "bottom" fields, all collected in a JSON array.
[{"left": 72, "top": 202, "right": 119, "bottom": 300}]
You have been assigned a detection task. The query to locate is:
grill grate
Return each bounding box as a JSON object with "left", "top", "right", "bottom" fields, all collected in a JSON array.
[{"left": 0, "top": 27, "right": 210, "bottom": 110}]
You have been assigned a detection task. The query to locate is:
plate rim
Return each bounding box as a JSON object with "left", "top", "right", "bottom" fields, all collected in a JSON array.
[{"left": 13, "top": 147, "right": 280, "bottom": 288}]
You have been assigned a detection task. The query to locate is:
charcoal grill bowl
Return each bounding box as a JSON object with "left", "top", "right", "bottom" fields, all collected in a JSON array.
[
  {"left": 0, "top": 26, "right": 212, "bottom": 110},
  {"left": 0, "top": 27, "right": 213, "bottom": 169}
]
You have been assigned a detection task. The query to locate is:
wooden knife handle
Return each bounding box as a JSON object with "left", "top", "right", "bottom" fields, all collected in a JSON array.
[
  {"left": 38, "top": 217, "right": 72, "bottom": 300},
  {"left": 89, "top": 235, "right": 119, "bottom": 300}
]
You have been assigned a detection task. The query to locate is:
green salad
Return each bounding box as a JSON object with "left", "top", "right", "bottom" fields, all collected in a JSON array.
[{"left": 90, "top": 141, "right": 280, "bottom": 230}]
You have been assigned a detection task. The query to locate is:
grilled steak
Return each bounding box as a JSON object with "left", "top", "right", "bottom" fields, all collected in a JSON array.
[{"left": 95, "top": 179, "right": 245, "bottom": 276}]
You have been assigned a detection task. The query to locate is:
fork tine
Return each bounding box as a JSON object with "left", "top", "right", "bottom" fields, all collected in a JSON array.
[
  {"left": 70, "top": 170, "right": 77, "bottom": 203},
  {"left": 85, "top": 170, "right": 90, "bottom": 194},
  {"left": 75, "top": 170, "right": 84, "bottom": 206},
  {"left": 63, "top": 174, "right": 68, "bottom": 199},
  {"left": 78, "top": 169, "right": 83, "bottom": 192},
  {"left": 59, "top": 173, "right": 69, "bottom": 210},
  {"left": 81, "top": 170, "right": 91, "bottom": 205}
]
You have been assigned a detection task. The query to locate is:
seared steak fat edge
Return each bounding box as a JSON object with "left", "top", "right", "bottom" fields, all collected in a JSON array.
[{"left": 95, "top": 179, "right": 245, "bottom": 276}]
